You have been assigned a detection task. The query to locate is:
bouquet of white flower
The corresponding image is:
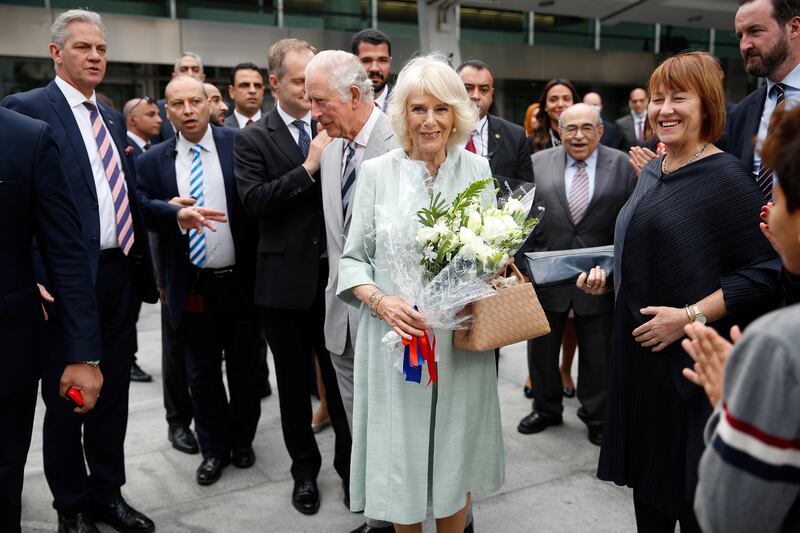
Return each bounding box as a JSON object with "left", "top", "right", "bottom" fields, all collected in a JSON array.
[
  {"left": 415, "top": 178, "right": 538, "bottom": 279},
  {"left": 370, "top": 160, "right": 541, "bottom": 384}
]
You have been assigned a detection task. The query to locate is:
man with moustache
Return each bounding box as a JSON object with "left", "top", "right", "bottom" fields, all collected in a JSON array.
[
  {"left": 517, "top": 104, "right": 636, "bottom": 446},
  {"left": 1, "top": 9, "right": 157, "bottom": 532},
  {"left": 728, "top": 0, "right": 800, "bottom": 199},
  {"left": 306, "top": 50, "right": 397, "bottom": 533},
  {"left": 235, "top": 38, "right": 350, "bottom": 516},
  {"left": 224, "top": 62, "right": 266, "bottom": 129},
  {"left": 351, "top": 29, "right": 392, "bottom": 112},
  {"left": 205, "top": 83, "right": 229, "bottom": 126},
  {"left": 615, "top": 87, "right": 649, "bottom": 152},
  {"left": 456, "top": 59, "right": 533, "bottom": 184}
]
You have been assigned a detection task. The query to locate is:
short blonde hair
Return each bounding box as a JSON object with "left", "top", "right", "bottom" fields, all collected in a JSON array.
[
  {"left": 268, "top": 38, "right": 316, "bottom": 81},
  {"left": 387, "top": 54, "right": 477, "bottom": 152}
]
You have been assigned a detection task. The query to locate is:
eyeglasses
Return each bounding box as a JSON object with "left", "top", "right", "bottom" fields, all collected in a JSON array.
[
  {"left": 128, "top": 95, "right": 154, "bottom": 114},
  {"left": 562, "top": 124, "right": 598, "bottom": 136}
]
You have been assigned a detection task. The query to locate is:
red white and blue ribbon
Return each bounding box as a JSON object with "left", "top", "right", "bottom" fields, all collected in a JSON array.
[{"left": 402, "top": 307, "right": 437, "bottom": 384}]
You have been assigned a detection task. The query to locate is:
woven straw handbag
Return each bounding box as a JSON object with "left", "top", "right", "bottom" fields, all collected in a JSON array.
[{"left": 453, "top": 262, "right": 551, "bottom": 352}]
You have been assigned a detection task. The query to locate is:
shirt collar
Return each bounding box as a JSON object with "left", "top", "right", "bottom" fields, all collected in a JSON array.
[
  {"left": 474, "top": 114, "right": 488, "bottom": 134},
  {"left": 351, "top": 106, "right": 382, "bottom": 149},
  {"left": 375, "top": 84, "right": 390, "bottom": 108},
  {"left": 177, "top": 126, "right": 216, "bottom": 156},
  {"left": 126, "top": 131, "right": 148, "bottom": 150},
  {"left": 631, "top": 110, "right": 646, "bottom": 121},
  {"left": 55, "top": 75, "right": 97, "bottom": 109},
  {"left": 276, "top": 102, "right": 311, "bottom": 129},
  {"left": 234, "top": 108, "right": 261, "bottom": 125},
  {"left": 768, "top": 62, "right": 800, "bottom": 93},
  {"left": 565, "top": 146, "right": 599, "bottom": 171}
]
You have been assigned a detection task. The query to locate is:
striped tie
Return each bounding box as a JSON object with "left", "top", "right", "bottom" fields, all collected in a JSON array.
[
  {"left": 341, "top": 141, "right": 357, "bottom": 217},
  {"left": 756, "top": 83, "right": 786, "bottom": 200},
  {"left": 568, "top": 160, "right": 589, "bottom": 225},
  {"left": 188, "top": 145, "right": 207, "bottom": 268},
  {"left": 84, "top": 101, "right": 135, "bottom": 255}
]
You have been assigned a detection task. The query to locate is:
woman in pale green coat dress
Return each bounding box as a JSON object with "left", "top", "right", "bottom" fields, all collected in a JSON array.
[{"left": 337, "top": 55, "right": 505, "bottom": 532}]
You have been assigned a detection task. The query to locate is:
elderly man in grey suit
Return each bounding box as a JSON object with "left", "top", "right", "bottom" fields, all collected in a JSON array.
[
  {"left": 517, "top": 103, "right": 637, "bottom": 446},
  {"left": 306, "top": 50, "right": 397, "bottom": 533}
]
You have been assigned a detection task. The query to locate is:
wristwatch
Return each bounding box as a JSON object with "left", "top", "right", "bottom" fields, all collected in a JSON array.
[
  {"left": 685, "top": 304, "right": 707, "bottom": 325},
  {"left": 83, "top": 360, "right": 101, "bottom": 368}
]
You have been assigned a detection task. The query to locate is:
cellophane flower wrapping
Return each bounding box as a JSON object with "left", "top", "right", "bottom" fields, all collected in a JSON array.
[{"left": 369, "top": 158, "right": 541, "bottom": 375}]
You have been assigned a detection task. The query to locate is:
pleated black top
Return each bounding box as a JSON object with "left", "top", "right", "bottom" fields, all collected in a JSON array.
[{"left": 598, "top": 151, "right": 781, "bottom": 518}]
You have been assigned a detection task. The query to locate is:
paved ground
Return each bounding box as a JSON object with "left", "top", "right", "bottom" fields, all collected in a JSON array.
[{"left": 21, "top": 303, "right": 636, "bottom": 532}]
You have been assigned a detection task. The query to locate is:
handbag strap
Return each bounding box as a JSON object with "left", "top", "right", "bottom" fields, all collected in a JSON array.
[{"left": 505, "top": 261, "right": 526, "bottom": 284}]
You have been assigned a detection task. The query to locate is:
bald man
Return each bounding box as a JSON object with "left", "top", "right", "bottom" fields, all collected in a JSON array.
[
  {"left": 583, "top": 91, "right": 621, "bottom": 149},
  {"left": 124, "top": 97, "right": 162, "bottom": 157}
]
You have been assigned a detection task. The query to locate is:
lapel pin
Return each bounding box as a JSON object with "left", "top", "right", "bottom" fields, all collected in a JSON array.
[
  {"left": 124, "top": 146, "right": 134, "bottom": 156},
  {"left": 494, "top": 133, "right": 501, "bottom": 139}
]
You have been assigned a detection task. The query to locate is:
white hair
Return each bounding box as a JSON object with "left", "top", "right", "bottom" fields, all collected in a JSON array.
[
  {"left": 387, "top": 54, "right": 477, "bottom": 152},
  {"left": 50, "top": 9, "right": 105, "bottom": 47},
  {"left": 305, "top": 50, "right": 373, "bottom": 104},
  {"left": 558, "top": 103, "right": 603, "bottom": 129},
  {"left": 175, "top": 52, "right": 204, "bottom": 74}
]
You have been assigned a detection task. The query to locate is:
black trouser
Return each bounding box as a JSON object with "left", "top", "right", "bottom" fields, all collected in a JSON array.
[
  {"left": 527, "top": 308, "right": 612, "bottom": 427},
  {"left": 0, "top": 381, "right": 38, "bottom": 532},
  {"left": 42, "top": 250, "right": 137, "bottom": 513},
  {"left": 633, "top": 491, "right": 701, "bottom": 533},
  {"left": 160, "top": 301, "right": 193, "bottom": 429},
  {"left": 180, "top": 268, "right": 261, "bottom": 460},
  {"left": 264, "top": 260, "right": 351, "bottom": 483}
]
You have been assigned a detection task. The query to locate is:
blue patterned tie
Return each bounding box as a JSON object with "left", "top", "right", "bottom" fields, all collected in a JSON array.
[
  {"left": 293, "top": 119, "right": 310, "bottom": 157},
  {"left": 341, "top": 141, "right": 357, "bottom": 216},
  {"left": 188, "top": 144, "right": 206, "bottom": 267},
  {"left": 757, "top": 83, "right": 786, "bottom": 200}
]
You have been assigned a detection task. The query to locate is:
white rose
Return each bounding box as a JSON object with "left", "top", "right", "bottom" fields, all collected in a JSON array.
[
  {"left": 417, "top": 226, "right": 440, "bottom": 246},
  {"left": 458, "top": 226, "right": 482, "bottom": 245},
  {"left": 480, "top": 215, "right": 507, "bottom": 242},
  {"left": 433, "top": 222, "right": 450, "bottom": 239},
  {"left": 466, "top": 210, "right": 483, "bottom": 233},
  {"left": 501, "top": 214, "right": 518, "bottom": 232},
  {"left": 504, "top": 198, "right": 527, "bottom": 221}
]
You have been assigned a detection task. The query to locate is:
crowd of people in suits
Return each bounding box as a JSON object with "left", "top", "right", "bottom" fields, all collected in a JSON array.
[{"left": 2, "top": 0, "right": 800, "bottom": 531}]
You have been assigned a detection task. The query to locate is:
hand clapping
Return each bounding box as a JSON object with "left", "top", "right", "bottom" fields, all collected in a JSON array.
[{"left": 681, "top": 323, "right": 740, "bottom": 407}]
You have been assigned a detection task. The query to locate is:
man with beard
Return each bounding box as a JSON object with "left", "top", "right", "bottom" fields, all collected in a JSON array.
[
  {"left": 728, "top": 0, "right": 800, "bottom": 199},
  {"left": 205, "top": 83, "right": 229, "bottom": 126},
  {"left": 351, "top": 29, "right": 392, "bottom": 112}
]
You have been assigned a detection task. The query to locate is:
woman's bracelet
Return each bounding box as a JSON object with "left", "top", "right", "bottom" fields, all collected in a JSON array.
[
  {"left": 369, "top": 289, "right": 384, "bottom": 318},
  {"left": 373, "top": 294, "right": 386, "bottom": 320}
]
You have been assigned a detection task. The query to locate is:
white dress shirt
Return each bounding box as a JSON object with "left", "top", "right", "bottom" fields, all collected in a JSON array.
[
  {"left": 126, "top": 131, "right": 148, "bottom": 151},
  {"left": 565, "top": 147, "right": 599, "bottom": 204},
  {"left": 276, "top": 103, "right": 312, "bottom": 146},
  {"left": 375, "top": 84, "right": 391, "bottom": 113},
  {"left": 340, "top": 106, "right": 382, "bottom": 176},
  {"left": 175, "top": 127, "right": 236, "bottom": 268},
  {"left": 631, "top": 111, "right": 647, "bottom": 143},
  {"left": 462, "top": 115, "right": 489, "bottom": 157},
  {"left": 55, "top": 75, "right": 122, "bottom": 250},
  {"left": 234, "top": 108, "right": 262, "bottom": 129},
  {"left": 753, "top": 63, "right": 800, "bottom": 175}
]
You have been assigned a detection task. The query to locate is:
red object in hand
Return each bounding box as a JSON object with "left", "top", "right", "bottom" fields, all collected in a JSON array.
[{"left": 66, "top": 387, "right": 84, "bottom": 407}]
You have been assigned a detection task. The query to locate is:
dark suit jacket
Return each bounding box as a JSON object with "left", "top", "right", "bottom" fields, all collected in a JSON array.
[
  {"left": 521, "top": 144, "right": 637, "bottom": 315},
  {"left": 486, "top": 114, "right": 533, "bottom": 183},
  {"left": 615, "top": 113, "right": 646, "bottom": 152},
  {"left": 2, "top": 81, "right": 157, "bottom": 305},
  {"left": 599, "top": 119, "right": 621, "bottom": 149},
  {"left": 137, "top": 126, "right": 257, "bottom": 327},
  {"left": 234, "top": 109, "right": 325, "bottom": 310},
  {"left": 726, "top": 85, "right": 766, "bottom": 173},
  {"left": 0, "top": 107, "right": 101, "bottom": 393},
  {"left": 127, "top": 137, "right": 144, "bottom": 158}
]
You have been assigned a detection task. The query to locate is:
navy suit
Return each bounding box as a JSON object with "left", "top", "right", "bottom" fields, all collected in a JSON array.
[
  {"left": 726, "top": 85, "right": 767, "bottom": 174},
  {"left": 137, "top": 126, "right": 261, "bottom": 459},
  {"left": 2, "top": 80, "right": 157, "bottom": 513},
  {"left": 0, "top": 107, "right": 100, "bottom": 532}
]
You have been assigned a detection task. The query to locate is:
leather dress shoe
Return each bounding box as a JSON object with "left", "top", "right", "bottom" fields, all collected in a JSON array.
[
  {"left": 58, "top": 511, "right": 100, "bottom": 533},
  {"left": 196, "top": 456, "right": 229, "bottom": 485},
  {"left": 130, "top": 362, "right": 152, "bottom": 383},
  {"left": 588, "top": 426, "right": 603, "bottom": 446},
  {"left": 232, "top": 447, "right": 256, "bottom": 468},
  {"left": 168, "top": 424, "right": 199, "bottom": 454},
  {"left": 292, "top": 479, "right": 320, "bottom": 515},
  {"left": 349, "top": 525, "right": 395, "bottom": 533},
  {"left": 517, "top": 411, "right": 563, "bottom": 434},
  {"left": 523, "top": 385, "right": 534, "bottom": 399},
  {"left": 92, "top": 497, "right": 155, "bottom": 532}
]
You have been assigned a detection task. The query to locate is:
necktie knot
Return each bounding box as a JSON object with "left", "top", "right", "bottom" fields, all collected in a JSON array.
[
  {"left": 83, "top": 101, "right": 97, "bottom": 113},
  {"left": 143, "top": 142, "right": 151, "bottom": 151},
  {"left": 773, "top": 83, "right": 786, "bottom": 102},
  {"left": 292, "top": 119, "right": 306, "bottom": 131},
  {"left": 190, "top": 143, "right": 204, "bottom": 156},
  {"left": 576, "top": 160, "right": 586, "bottom": 169}
]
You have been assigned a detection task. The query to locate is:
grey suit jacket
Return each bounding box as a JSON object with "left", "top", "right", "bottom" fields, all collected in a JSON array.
[
  {"left": 522, "top": 144, "right": 637, "bottom": 315},
  {"left": 320, "top": 112, "right": 397, "bottom": 355},
  {"left": 223, "top": 114, "right": 240, "bottom": 129},
  {"left": 615, "top": 113, "right": 643, "bottom": 152}
]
